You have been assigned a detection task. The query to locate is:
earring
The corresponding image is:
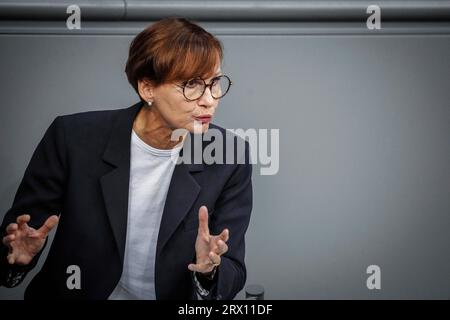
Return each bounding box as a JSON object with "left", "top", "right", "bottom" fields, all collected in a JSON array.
[{"left": 147, "top": 100, "right": 153, "bottom": 107}]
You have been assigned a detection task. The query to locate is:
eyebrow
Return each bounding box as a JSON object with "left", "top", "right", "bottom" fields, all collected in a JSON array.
[
  {"left": 203, "top": 72, "right": 222, "bottom": 80},
  {"left": 180, "top": 72, "right": 222, "bottom": 83}
]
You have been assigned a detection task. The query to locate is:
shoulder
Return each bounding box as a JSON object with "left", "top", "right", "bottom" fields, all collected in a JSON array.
[
  {"left": 57, "top": 107, "right": 120, "bottom": 130},
  {"left": 40, "top": 107, "right": 132, "bottom": 154},
  {"left": 52, "top": 106, "right": 132, "bottom": 144}
]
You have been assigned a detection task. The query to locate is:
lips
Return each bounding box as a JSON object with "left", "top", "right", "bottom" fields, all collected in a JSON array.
[{"left": 193, "top": 115, "right": 212, "bottom": 124}]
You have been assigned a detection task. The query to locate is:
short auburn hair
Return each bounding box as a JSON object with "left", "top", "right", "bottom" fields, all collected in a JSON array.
[{"left": 125, "top": 17, "right": 223, "bottom": 100}]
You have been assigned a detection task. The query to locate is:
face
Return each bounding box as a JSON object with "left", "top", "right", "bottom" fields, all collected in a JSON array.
[{"left": 139, "top": 66, "right": 222, "bottom": 134}]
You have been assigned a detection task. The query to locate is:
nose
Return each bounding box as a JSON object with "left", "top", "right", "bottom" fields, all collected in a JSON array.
[{"left": 198, "top": 86, "right": 215, "bottom": 108}]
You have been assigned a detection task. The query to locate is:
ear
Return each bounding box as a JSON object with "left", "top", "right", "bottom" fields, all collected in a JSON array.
[{"left": 137, "top": 78, "right": 155, "bottom": 102}]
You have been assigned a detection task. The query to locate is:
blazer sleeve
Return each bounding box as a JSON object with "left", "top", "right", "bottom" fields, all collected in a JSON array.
[
  {"left": 0, "top": 116, "right": 67, "bottom": 287},
  {"left": 196, "top": 140, "right": 253, "bottom": 300}
]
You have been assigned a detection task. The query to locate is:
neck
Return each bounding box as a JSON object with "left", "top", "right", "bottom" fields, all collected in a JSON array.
[{"left": 133, "top": 105, "right": 186, "bottom": 150}]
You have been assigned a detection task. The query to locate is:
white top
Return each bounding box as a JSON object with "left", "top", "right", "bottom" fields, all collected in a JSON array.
[{"left": 108, "top": 129, "right": 182, "bottom": 299}]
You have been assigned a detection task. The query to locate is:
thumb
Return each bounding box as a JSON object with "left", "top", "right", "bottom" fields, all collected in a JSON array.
[{"left": 36, "top": 215, "right": 59, "bottom": 237}]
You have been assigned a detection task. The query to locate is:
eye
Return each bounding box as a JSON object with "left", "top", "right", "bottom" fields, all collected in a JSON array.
[
  {"left": 211, "top": 76, "right": 221, "bottom": 85},
  {"left": 185, "top": 78, "right": 202, "bottom": 88}
]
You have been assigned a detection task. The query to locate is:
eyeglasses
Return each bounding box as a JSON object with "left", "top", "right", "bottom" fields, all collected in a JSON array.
[{"left": 175, "top": 75, "right": 232, "bottom": 101}]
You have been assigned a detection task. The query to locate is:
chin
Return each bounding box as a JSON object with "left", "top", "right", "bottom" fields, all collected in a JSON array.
[
  {"left": 188, "top": 122, "right": 210, "bottom": 134},
  {"left": 201, "top": 123, "right": 210, "bottom": 132}
]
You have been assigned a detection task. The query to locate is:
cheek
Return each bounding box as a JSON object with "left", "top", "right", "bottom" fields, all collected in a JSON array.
[
  {"left": 179, "top": 104, "right": 196, "bottom": 119},
  {"left": 164, "top": 98, "right": 193, "bottom": 116},
  {"left": 169, "top": 102, "right": 197, "bottom": 126}
]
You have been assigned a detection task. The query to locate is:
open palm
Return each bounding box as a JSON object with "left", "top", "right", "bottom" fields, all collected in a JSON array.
[{"left": 2, "top": 214, "right": 59, "bottom": 265}]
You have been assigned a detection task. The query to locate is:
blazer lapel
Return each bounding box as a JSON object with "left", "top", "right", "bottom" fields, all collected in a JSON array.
[
  {"left": 100, "top": 101, "right": 143, "bottom": 263},
  {"left": 156, "top": 160, "right": 203, "bottom": 257}
]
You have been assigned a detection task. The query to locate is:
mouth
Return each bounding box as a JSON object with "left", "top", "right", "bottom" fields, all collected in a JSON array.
[{"left": 193, "top": 115, "right": 212, "bottom": 124}]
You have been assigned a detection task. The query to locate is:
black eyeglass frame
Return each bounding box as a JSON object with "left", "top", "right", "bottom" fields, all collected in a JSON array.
[{"left": 175, "top": 75, "right": 233, "bottom": 101}]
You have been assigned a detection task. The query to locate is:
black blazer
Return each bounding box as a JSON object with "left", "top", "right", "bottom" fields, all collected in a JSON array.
[{"left": 0, "top": 101, "right": 252, "bottom": 300}]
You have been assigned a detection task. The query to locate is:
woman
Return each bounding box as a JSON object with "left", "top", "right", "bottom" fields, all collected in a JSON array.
[{"left": 0, "top": 17, "right": 252, "bottom": 300}]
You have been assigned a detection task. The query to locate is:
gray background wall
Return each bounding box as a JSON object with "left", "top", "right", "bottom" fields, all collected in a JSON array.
[{"left": 0, "top": 0, "right": 449, "bottom": 299}]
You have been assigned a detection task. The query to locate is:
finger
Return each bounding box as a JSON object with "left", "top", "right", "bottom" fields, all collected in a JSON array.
[
  {"left": 2, "top": 234, "right": 15, "bottom": 246},
  {"left": 188, "top": 263, "right": 214, "bottom": 273},
  {"left": 37, "top": 215, "right": 59, "bottom": 237},
  {"left": 6, "top": 223, "right": 18, "bottom": 233},
  {"left": 16, "top": 214, "right": 31, "bottom": 227},
  {"left": 198, "top": 206, "right": 209, "bottom": 236},
  {"left": 216, "top": 240, "right": 228, "bottom": 255},
  {"left": 218, "top": 228, "right": 229, "bottom": 242},
  {"left": 188, "top": 263, "right": 200, "bottom": 272},
  {"left": 209, "top": 251, "right": 221, "bottom": 266},
  {"left": 7, "top": 253, "right": 15, "bottom": 265}
]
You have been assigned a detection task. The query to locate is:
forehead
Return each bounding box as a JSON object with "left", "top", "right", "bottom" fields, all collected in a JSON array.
[
  {"left": 184, "top": 65, "right": 222, "bottom": 81},
  {"left": 203, "top": 65, "right": 222, "bottom": 79},
  {"left": 167, "top": 47, "right": 222, "bottom": 82}
]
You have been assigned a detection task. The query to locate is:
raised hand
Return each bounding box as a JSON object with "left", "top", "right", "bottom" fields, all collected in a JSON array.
[
  {"left": 2, "top": 214, "right": 59, "bottom": 265},
  {"left": 188, "top": 206, "right": 229, "bottom": 275}
]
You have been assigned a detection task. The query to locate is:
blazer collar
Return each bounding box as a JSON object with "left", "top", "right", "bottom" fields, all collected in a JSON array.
[
  {"left": 102, "top": 101, "right": 204, "bottom": 172},
  {"left": 100, "top": 101, "right": 204, "bottom": 263}
]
